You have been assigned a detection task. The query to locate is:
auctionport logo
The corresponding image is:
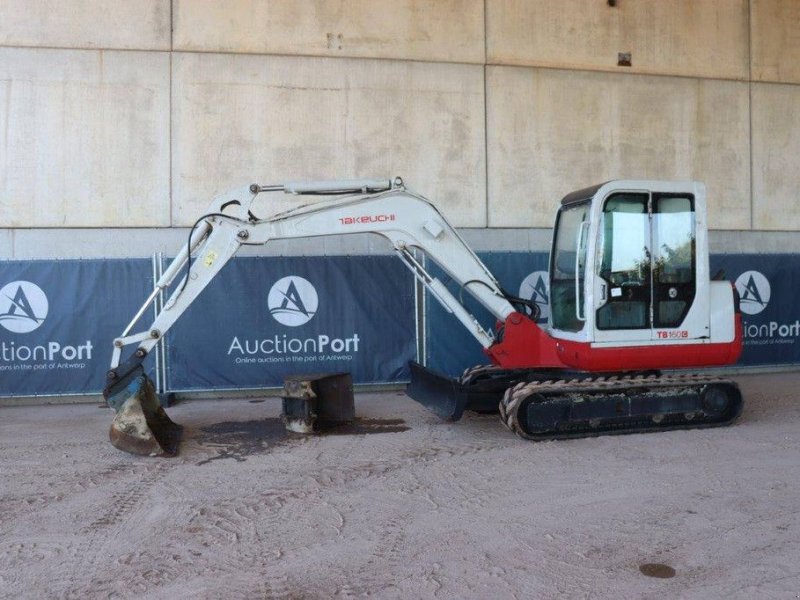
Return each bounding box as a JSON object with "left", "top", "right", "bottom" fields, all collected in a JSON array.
[
  {"left": 736, "top": 269, "right": 799, "bottom": 346},
  {"left": 268, "top": 276, "right": 318, "bottom": 327},
  {"left": 229, "top": 274, "right": 359, "bottom": 364},
  {"left": 519, "top": 271, "right": 550, "bottom": 322},
  {"left": 0, "top": 281, "right": 49, "bottom": 333},
  {"left": 735, "top": 270, "right": 771, "bottom": 316}
]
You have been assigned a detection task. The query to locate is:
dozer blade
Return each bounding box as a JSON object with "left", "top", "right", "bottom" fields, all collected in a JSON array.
[
  {"left": 406, "top": 362, "right": 469, "bottom": 421},
  {"left": 105, "top": 367, "right": 182, "bottom": 457},
  {"left": 405, "top": 361, "right": 515, "bottom": 421}
]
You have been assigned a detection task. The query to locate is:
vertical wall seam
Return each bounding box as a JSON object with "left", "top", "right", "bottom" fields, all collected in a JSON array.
[
  {"left": 483, "top": 0, "right": 490, "bottom": 228},
  {"left": 748, "top": 0, "right": 754, "bottom": 231},
  {"left": 169, "top": 0, "right": 174, "bottom": 227}
]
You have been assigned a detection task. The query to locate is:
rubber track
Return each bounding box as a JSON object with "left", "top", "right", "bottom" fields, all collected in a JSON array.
[{"left": 499, "top": 372, "right": 743, "bottom": 441}]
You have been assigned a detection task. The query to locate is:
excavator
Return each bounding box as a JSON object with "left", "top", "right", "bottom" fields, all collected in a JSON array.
[{"left": 104, "top": 177, "right": 743, "bottom": 456}]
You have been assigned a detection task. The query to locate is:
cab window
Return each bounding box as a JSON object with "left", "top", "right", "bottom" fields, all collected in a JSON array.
[{"left": 550, "top": 201, "right": 590, "bottom": 332}]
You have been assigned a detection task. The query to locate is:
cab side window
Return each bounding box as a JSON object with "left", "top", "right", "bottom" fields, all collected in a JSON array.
[
  {"left": 550, "top": 201, "right": 590, "bottom": 332},
  {"left": 652, "top": 196, "right": 695, "bottom": 327}
]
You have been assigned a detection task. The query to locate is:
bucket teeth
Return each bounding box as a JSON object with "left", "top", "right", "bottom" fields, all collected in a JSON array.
[{"left": 107, "top": 371, "right": 182, "bottom": 457}]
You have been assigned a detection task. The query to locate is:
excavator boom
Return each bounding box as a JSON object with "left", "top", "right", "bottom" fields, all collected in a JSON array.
[{"left": 108, "top": 177, "right": 516, "bottom": 373}]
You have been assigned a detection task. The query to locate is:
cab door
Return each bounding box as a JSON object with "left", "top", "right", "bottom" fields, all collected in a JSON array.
[
  {"left": 593, "top": 192, "right": 653, "bottom": 344},
  {"left": 649, "top": 194, "right": 697, "bottom": 339},
  {"left": 593, "top": 191, "right": 698, "bottom": 344}
]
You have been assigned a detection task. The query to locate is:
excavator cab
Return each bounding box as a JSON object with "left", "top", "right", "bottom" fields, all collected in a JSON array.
[
  {"left": 544, "top": 181, "right": 739, "bottom": 372},
  {"left": 412, "top": 181, "right": 742, "bottom": 436},
  {"left": 550, "top": 182, "right": 704, "bottom": 342}
]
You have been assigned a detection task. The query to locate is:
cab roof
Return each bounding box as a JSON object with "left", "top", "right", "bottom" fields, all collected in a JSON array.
[{"left": 560, "top": 182, "right": 608, "bottom": 206}]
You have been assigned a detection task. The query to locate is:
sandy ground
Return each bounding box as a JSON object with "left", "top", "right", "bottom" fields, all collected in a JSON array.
[{"left": 1, "top": 374, "right": 800, "bottom": 599}]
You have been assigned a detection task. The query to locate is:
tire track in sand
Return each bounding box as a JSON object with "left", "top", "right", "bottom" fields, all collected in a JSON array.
[{"left": 57, "top": 461, "right": 172, "bottom": 599}]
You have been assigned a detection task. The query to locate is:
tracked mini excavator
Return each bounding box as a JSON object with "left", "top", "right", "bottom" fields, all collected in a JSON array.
[{"left": 104, "top": 177, "right": 743, "bottom": 456}]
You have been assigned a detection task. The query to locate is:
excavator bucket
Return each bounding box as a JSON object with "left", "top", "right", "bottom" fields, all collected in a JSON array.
[
  {"left": 281, "top": 372, "right": 355, "bottom": 433},
  {"left": 105, "top": 367, "right": 182, "bottom": 457}
]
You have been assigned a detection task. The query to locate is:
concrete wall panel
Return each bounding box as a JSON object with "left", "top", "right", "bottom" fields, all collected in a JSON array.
[
  {"left": 0, "top": 229, "right": 11, "bottom": 256},
  {"left": 487, "top": 67, "right": 750, "bottom": 230},
  {"left": 0, "top": 0, "right": 170, "bottom": 50},
  {"left": 172, "top": 53, "right": 486, "bottom": 227},
  {"left": 0, "top": 48, "right": 170, "bottom": 227},
  {"left": 487, "top": 0, "right": 749, "bottom": 80},
  {"left": 751, "top": 0, "right": 800, "bottom": 84},
  {"left": 173, "top": 0, "right": 484, "bottom": 64},
  {"left": 752, "top": 84, "right": 800, "bottom": 230}
]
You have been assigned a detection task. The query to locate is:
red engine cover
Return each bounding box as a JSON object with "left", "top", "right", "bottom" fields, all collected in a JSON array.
[{"left": 484, "top": 312, "right": 743, "bottom": 372}]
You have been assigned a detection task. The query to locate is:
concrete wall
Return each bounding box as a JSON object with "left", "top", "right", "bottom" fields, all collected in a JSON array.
[
  {"left": 487, "top": 67, "right": 750, "bottom": 229},
  {"left": 172, "top": 0, "right": 485, "bottom": 63},
  {"left": 0, "top": 0, "right": 170, "bottom": 50},
  {"left": 487, "top": 0, "right": 750, "bottom": 80},
  {"left": 1, "top": 0, "right": 799, "bottom": 257},
  {"left": 172, "top": 53, "right": 485, "bottom": 226},
  {"left": 0, "top": 48, "right": 170, "bottom": 227},
  {"left": 752, "top": 82, "right": 800, "bottom": 230},
  {"left": 751, "top": 0, "right": 800, "bottom": 84}
]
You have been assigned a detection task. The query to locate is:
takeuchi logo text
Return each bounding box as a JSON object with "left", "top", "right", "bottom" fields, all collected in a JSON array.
[{"left": 339, "top": 214, "right": 396, "bottom": 226}]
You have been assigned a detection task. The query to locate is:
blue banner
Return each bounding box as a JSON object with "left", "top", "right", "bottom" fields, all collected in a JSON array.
[
  {"left": 164, "top": 255, "right": 416, "bottom": 391},
  {"left": 1, "top": 252, "right": 797, "bottom": 399},
  {"left": 711, "top": 254, "right": 800, "bottom": 366},
  {"left": 0, "top": 259, "right": 153, "bottom": 396}
]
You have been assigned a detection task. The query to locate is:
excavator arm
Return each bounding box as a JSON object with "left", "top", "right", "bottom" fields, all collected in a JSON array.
[{"left": 104, "top": 177, "right": 538, "bottom": 455}]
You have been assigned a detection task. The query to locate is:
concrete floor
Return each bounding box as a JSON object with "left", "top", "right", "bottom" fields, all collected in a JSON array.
[{"left": 1, "top": 373, "right": 799, "bottom": 599}]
